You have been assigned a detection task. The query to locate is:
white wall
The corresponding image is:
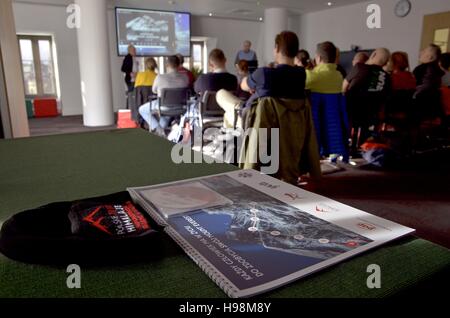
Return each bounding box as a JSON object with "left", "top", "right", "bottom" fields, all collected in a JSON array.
[
  {"left": 13, "top": 2, "right": 83, "bottom": 116},
  {"left": 300, "top": 0, "right": 450, "bottom": 69}
]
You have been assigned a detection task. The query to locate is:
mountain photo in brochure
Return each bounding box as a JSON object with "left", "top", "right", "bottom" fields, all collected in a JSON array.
[{"left": 127, "top": 170, "right": 414, "bottom": 298}]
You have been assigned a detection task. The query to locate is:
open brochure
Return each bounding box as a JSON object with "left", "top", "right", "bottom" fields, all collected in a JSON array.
[{"left": 127, "top": 169, "right": 414, "bottom": 298}]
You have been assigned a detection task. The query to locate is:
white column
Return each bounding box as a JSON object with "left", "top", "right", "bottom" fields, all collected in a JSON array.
[
  {"left": 263, "top": 8, "right": 289, "bottom": 66},
  {"left": 75, "top": 0, "right": 113, "bottom": 127},
  {"left": 0, "top": 0, "right": 30, "bottom": 138}
]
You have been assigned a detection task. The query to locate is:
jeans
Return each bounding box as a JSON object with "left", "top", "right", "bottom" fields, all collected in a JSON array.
[{"left": 138, "top": 100, "right": 171, "bottom": 131}]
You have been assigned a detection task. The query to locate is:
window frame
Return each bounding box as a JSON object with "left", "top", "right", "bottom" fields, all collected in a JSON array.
[{"left": 17, "top": 34, "right": 57, "bottom": 99}]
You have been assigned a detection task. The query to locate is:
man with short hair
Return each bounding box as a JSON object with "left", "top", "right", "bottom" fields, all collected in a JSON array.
[
  {"left": 352, "top": 52, "right": 369, "bottom": 66},
  {"left": 235, "top": 40, "right": 258, "bottom": 73},
  {"left": 413, "top": 44, "right": 445, "bottom": 120},
  {"left": 306, "top": 41, "right": 343, "bottom": 94},
  {"left": 306, "top": 42, "right": 347, "bottom": 161},
  {"left": 138, "top": 55, "right": 189, "bottom": 136},
  {"left": 194, "top": 49, "right": 238, "bottom": 95},
  {"left": 240, "top": 31, "right": 306, "bottom": 106}
]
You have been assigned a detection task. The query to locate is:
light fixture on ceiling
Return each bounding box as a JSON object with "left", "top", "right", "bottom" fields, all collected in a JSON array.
[
  {"left": 168, "top": 0, "right": 175, "bottom": 5},
  {"left": 209, "top": 12, "right": 213, "bottom": 16},
  {"left": 327, "top": 2, "right": 333, "bottom": 6},
  {"left": 259, "top": 17, "right": 263, "bottom": 21}
]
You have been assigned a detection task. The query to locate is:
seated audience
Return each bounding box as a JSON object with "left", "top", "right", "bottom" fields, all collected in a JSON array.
[
  {"left": 235, "top": 40, "right": 258, "bottom": 73},
  {"left": 194, "top": 49, "right": 237, "bottom": 95},
  {"left": 352, "top": 52, "right": 369, "bottom": 66},
  {"left": 217, "top": 31, "right": 307, "bottom": 128},
  {"left": 138, "top": 56, "right": 189, "bottom": 136},
  {"left": 295, "top": 49, "right": 314, "bottom": 70},
  {"left": 390, "top": 52, "right": 416, "bottom": 91},
  {"left": 413, "top": 44, "right": 444, "bottom": 120},
  {"left": 343, "top": 48, "right": 391, "bottom": 94},
  {"left": 439, "top": 52, "right": 450, "bottom": 87},
  {"left": 134, "top": 57, "right": 158, "bottom": 122},
  {"left": 176, "top": 53, "right": 195, "bottom": 88}
]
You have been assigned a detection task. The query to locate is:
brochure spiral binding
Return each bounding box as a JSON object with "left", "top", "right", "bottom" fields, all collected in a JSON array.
[{"left": 165, "top": 227, "right": 239, "bottom": 298}]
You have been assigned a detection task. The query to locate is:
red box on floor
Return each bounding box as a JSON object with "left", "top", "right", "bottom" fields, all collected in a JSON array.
[
  {"left": 34, "top": 99, "right": 58, "bottom": 117},
  {"left": 117, "top": 109, "right": 138, "bottom": 129}
]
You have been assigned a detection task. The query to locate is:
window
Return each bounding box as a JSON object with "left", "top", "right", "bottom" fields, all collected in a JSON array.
[
  {"left": 183, "top": 41, "right": 206, "bottom": 72},
  {"left": 18, "top": 35, "right": 57, "bottom": 97},
  {"left": 433, "top": 28, "right": 449, "bottom": 53}
]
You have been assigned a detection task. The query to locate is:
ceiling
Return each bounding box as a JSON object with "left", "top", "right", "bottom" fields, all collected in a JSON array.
[{"left": 14, "top": 0, "right": 369, "bottom": 21}]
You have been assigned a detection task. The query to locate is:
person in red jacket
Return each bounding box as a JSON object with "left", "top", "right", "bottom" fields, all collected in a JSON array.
[{"left": 390, "top": 51, "right": 416, "bottom": 91}]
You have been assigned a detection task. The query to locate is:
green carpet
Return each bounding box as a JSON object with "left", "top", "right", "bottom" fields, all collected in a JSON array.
[{"left": 0, "top": 129, "right": 449, "bottom": 298}]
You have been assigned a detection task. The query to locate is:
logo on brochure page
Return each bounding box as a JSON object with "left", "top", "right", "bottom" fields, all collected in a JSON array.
[
  {"left": 284, "top": 193, "right": 302, "bottom": 201},
  {"left": 238, "top": 172, "right": 253, "bottom": 178},
  {"left": 357, "top": 222, "right": 377, "bottom": 231},
  {"left": 315, "top": 204, "right": 339, "bottom": 213}
]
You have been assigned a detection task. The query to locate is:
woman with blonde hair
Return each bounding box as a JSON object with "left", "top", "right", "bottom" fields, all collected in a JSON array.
[{"left": 134, "top": 57, "right": 158, "bottom": 122}]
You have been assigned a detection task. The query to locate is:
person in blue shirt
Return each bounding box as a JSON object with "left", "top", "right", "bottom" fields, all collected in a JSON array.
[
  {"left": 235, "top": 40, "right": 258, "bottom": 73},
  {"left": 241, "top": 31, "right": 306, "bottom": 107}
]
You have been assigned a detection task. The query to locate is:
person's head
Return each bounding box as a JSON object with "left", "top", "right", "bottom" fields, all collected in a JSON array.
[
  {"left": 352, "top": 52, "right": 369, "bottom": 66},
  {"left": 274, "top": 31, "right": 299, "bottom": 64},
  {"left": 314, "top": 41, "right": 337, "bottom": 65},
  {"left": 175, "top": 53, "right": 185, "bottom": 67},
  {"left": 166, "top": 55, "right": 180, "bottom": 72},
  {"left": 419, "top": 44, "right": 441, "bottom": 64},
  {"left": 367, "top": 48, "right": 391, "bottom": 67},
  {"left": 236, "top": 59, "right": 249, "bottom": 75},
  {"left": 128, "top": 45, "right": 136, "bottom": 56},
  {"left": 390, "top": 51, "right": 410, "bottom": 72},
  {"left": 439, "top": 52, "right": 450, "bottom": 72},
  {"left": 208, "top": 48, "right": 227, "bottom": 71},
  {"left": 144, "top": 57, "right": 158, "bottom": 72},
  {"left": 243, "top": 40, "right": 252, "bottom": 53},
  {"left": 295, "top": 49, "right": 311, "bottom": 68}
]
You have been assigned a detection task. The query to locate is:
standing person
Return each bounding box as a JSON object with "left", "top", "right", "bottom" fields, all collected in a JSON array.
[
  {"left": 138, "top": 56, "right": 189, "bottom": 136},
  {"left": 121, "top": 45, "right": 138, "bottom": 92},
  {"left": 235, "top": 40, "right": 258, "bottom": 73}
]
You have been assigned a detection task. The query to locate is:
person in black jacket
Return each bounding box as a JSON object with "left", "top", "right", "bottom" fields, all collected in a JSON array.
[
  {"left": 413, "top": 44, "right": 444, "bottom": 120},
  {"left": 121, "top": 45, "right": 137, "bottom": 92},
  {"left": 194, "top": 49, "right": 237, "bottom": 95}
]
